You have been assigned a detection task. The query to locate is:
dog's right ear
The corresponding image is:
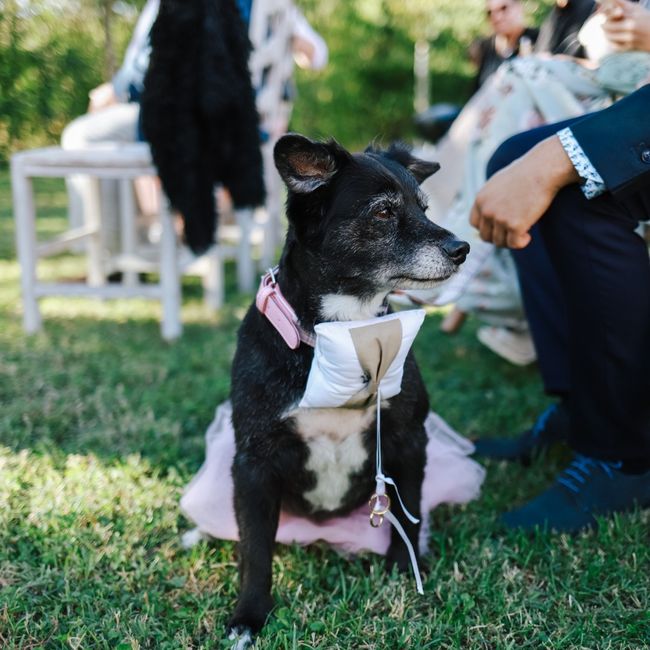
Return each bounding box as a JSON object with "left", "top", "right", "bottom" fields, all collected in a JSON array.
[{"left": 274, "top": 134, "right": 351, "bottom": 193}]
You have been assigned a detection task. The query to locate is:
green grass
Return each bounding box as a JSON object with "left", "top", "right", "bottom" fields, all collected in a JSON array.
[{"left": 0, "top": 168, "right": 648, "bottom": 649}]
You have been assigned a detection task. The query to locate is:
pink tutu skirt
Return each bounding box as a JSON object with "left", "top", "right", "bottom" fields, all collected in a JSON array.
[{"left": 180, "top": 402, "right": 485, "bottom": 555}]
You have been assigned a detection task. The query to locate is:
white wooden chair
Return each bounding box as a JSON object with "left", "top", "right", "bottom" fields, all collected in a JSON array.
[
  {"left": 11, "top": 0, "right": 295, "bottom": 340},
  {"left": 248, "top": 0, "right": 295, "bottom": 269},
  {"left": 185, "top": 0, "right": 296, "bottom": 289},
  {"left": 11, "top": 144, "right": 188, "bottom": 340}
]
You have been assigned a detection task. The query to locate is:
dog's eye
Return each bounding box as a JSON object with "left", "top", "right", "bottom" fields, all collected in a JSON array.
[{"left": 374, "top": 208, "right": 391, "bottom": 220}]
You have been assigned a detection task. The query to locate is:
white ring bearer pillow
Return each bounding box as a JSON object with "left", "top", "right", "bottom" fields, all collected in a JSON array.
[{"left": 300, "top": 310, "right": 425, "bottom": 409}]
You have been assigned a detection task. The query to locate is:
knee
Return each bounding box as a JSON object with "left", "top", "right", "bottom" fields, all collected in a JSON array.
[{"left": 61, "top": 116, "right": 87, "bottom": 149}]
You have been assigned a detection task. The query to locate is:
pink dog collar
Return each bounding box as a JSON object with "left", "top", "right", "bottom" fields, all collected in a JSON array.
[{"left": 256, "top": 268, "right": 315, "bottom": 349}]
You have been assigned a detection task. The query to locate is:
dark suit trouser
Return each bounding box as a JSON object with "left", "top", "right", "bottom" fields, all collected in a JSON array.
[{"left": 487, "top": 120, "right": 650, "bottom": 463}]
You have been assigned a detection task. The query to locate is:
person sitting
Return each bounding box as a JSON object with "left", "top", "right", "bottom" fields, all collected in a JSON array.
[
  {"left": 469, "top": 83, "right": 650, "bottom": 531},
  {"left": 470, "top": 0, "right": 539, "bottom": 92},
  {"left": 61, "top": 0, "right": 159, "bottom": 253},
  {"left": 534, "top": 0, "right": 595, "bottom": 58},
  {"left": 415, "top": 0, "right": 540, "bottom": 144},
  {"left": 61, "top": 0, "right": 327, "bottom": 255},
  {"left": 408, "top": 0, "right": 650, "bottom": 366},
  {"left": 415, "top": 0, "right": 595, "bottom": 148}
]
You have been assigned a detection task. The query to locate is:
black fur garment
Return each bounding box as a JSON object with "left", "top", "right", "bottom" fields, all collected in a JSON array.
[{"left": 140, "top": 0, "right": 266, "bottom": 254}]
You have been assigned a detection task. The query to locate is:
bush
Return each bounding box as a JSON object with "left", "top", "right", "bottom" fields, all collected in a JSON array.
[
  {"left": 291, "top": 0, "right": 551, "bottom": 149},
  {"left": 0, "top": 1, "right": 137, "bottom": 162}
]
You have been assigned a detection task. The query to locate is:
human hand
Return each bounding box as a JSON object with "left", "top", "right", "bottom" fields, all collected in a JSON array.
[
  {"left": 292, "top": 35, "right": 317, "bottom": 69},
  {"left": 469, "top": 136, "right": 580, "bottom": 249},
  {"left": 601, "top": 0, "right": 650, "bottom": 52},
  {"left": 88, "top": 82, "right": 118, "bottom": 112}
]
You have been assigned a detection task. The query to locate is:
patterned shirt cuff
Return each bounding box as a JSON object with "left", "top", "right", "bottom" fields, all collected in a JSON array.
[{"left": 557, "top": 127, "right": 606, "bottom": 199}]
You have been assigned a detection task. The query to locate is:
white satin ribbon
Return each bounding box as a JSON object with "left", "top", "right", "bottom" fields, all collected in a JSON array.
[{"left": 371, "top": 386, "right": 424, "bottom": 595}]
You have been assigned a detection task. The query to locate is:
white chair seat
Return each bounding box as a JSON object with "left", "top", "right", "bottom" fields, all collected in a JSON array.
[
  {"left": 11, "top": 0, "right": 296, "bottom": 340},
  {"left": 13, "top": 144, "right": 188, "bottom": 340},
  {"left": 12, "top": 143, "right": 155, "bottom": 170}
]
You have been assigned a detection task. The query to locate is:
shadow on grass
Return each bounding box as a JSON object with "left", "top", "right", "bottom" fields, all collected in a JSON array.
[
  {"left": 0, "top": 264, "right": 253, "bottom": 475},
  {"left": 3, "top": 270, "right": 650, "bottom": 648},
  {"left": 1, "top": 286, "right": 548, "bottom": 470}
]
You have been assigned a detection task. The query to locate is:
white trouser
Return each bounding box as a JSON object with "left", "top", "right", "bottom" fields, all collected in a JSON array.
[{"left": 61, "top": 103, "right": 140, "bottom": 253}]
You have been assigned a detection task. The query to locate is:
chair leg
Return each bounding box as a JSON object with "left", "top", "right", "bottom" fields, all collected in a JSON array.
[
  {"left": 235, "top": 207, "right": 255, "bottom": 293},
  {"left": 260, "top": 152, "right": 276, "bottom": 271},
  {"left": 260, "top": 204, "right": 276, "bottom": 272},
  {"left": 159, "top": 194, "right": 182, "bottom": 341},
  {"left": 202, "top": 245, "right": 225, "bottom": 311},
  {"left": 86, "top": 177, "right": 106, "bottom": 287},
  {"left": 119, "top": 178, "right": 139, "bottom": 287},
  {"left": 260, "top": 146, "right": 284, "bottom": 270},
  {"left": 11, "top": 158, "right": 41, "bottom": 334}
]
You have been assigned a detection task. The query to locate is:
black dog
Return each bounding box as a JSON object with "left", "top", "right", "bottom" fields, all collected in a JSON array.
[{"left": 227, "top": 134, "right": 468, "bottom": 644}]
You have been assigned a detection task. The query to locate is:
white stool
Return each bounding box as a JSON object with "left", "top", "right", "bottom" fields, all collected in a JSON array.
[{"left": 12, "top": 144, "right": 184, "bottom": 340}]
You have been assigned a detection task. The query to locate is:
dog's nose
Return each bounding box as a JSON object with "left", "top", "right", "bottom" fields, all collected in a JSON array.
[{"left": 442, "top": 239, "right": 470, "bottom": 265}]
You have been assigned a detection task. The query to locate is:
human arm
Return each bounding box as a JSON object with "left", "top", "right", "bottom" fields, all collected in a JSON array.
[
  {"left": 470, "top": 83, "right": 650, "bottom": 248},
  {"left": 111, "top": 0, "right": 160, "bottom": 101},
  {"left": 291, "top": 7, "right": 328, "bottom": 70},
  {"left": 470, "top": 136, "right": 579, "bottom": 248},
  {"left": 570, "top": 82, "right": 650, "bottom": 196},
  {"left": 88, "top": 81, "right": 119, "bottom": 112}
]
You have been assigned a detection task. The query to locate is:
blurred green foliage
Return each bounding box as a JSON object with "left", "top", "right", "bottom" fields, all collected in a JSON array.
[
  {"left": 0, "top": 0, "right": 140, "bottom": 161},
  {"left": 0, "top": 0, "right": 551, "bottom": 160},
  {"left": 292, "top": 0, "right": 551, "bottom": 149},
  {"left": 292, "top": 0, "right": 481, "bottom": 148}
]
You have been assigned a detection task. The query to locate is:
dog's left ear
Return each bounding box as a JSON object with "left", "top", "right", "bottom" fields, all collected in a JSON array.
[
  {"left": 379, "top": 143, "right": 441, "bottom": 184},
  {"left": 274, "top": 133, "right": 352, "bottom": 193}
]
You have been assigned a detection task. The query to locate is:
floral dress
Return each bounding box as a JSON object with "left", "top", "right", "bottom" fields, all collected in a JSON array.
[{"left": 418, "top": 42, "right": 650, "bottom": 328}]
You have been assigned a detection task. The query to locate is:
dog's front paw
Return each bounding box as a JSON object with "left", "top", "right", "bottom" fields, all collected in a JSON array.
[{"left": 227, "top": 626, "right": 254, "bottom": 650}]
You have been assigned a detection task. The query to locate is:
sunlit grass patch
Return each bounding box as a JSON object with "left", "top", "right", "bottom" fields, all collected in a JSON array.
[{"left": 1, "top": 169, "right": 648, "bottom": 648}]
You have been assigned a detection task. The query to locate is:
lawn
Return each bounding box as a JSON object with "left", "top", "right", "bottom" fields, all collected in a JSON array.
[{"left": 0, "top": 168, "right": 648, "bottom": 649}]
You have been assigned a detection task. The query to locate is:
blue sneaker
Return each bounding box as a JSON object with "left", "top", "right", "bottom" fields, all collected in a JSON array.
[
  {"left": 473, "top": 403, "right": 569, "bottom": 463},
  {"left": 502, "top": 455, "right": 650, "bottom": 533}
]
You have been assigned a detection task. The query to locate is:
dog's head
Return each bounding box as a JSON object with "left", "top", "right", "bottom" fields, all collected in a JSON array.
[{"left": 274, "top": 134, "right": 469, "bottom": 318}]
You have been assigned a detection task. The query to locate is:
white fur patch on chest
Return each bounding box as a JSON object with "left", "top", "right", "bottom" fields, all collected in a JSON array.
[
  {"left": 288, "top": 406, "right": 374, "bottom": 511},
  {"left": 320, "top": 292, "right": 387, "bottom": 321}
]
